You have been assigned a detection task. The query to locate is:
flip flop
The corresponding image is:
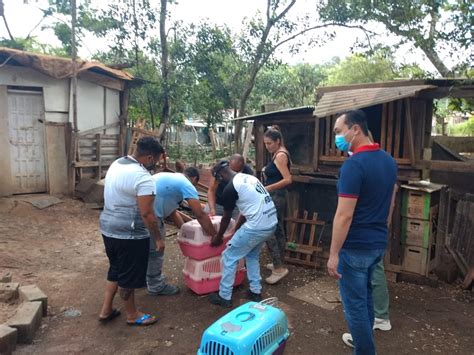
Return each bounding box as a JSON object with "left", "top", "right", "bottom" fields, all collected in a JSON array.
[
  {"left": 98, "top": 308, "right": 121, "bottom": 323},
  {"left": 126, "top": 313, "right": 158, "bottom": 326}
]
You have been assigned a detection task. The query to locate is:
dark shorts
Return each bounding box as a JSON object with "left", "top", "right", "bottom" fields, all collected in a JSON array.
[{"left": 102, "top": 235, "right": 149, "bottom": 289}]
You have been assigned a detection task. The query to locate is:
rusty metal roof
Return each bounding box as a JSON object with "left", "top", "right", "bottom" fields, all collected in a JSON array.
[
  {"left": 314, "top": 84, "right": 436, "bottom": 118},
  {"left": 0, "top": 47, "right": 134, "bottom": 82}
]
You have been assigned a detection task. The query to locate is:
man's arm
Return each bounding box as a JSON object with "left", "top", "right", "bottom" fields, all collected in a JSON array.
[
  {"left": 137, "top": 195, "right": 164, "bottom": 251},
  {"left": 327, "top": 197, "right": 357, "bottom": 279},
  {"left": 211, "top": 209, "right": 232, "bottom": 247},
  {"left": 169, "top": 210, "right": 185, "bottom": 229},
  {"left": 233, "top": 214, "right": 246, "bottom": 232},
  {"left": 187, "top": 198, "right": 217, "bottom": 237},
  {"left": 387, "top": 184, "right": 398, "bottom": 227},
  {"left": 206, "top": 177, "right": 219, "bottom": 215}
]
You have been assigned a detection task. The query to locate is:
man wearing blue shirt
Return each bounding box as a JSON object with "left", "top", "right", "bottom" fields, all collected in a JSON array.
[
  {"left": 147, "top": 167, "right": 217, "bottom": 296},
  {"left": 327, "top": 110, "right": 397, "bottom": 355}
]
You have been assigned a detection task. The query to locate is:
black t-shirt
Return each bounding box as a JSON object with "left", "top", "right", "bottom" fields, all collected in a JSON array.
[{"left": 216, "top": 164, "right": 253, "bottom": 206}]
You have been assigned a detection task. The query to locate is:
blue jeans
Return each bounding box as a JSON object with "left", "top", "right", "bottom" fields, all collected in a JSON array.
[
  {"left": 146, "top": 218, "right": 167, "bottom": 293},
  {"left": 338, "top": 248, "right": 385, "bottom": 355},
  {"left": 219, "top": 224, "right": 276, "bottom": 300}
]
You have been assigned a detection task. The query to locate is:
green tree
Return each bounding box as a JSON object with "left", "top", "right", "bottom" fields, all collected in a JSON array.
[
  {"left": 318, "top": 0, "right": 471, "bottom": 77},
  {"left": 324, "top": 51, "right": 397, "bottom": 85}
]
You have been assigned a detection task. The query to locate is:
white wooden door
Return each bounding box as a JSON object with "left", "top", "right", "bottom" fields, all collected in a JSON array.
[{"left": 7, "top": 91, "right": 47, "bottom": 194}]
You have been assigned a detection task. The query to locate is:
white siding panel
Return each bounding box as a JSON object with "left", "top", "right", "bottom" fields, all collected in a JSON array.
[
  {"left": 105, "top": 88, "right": 120, "bottom": 134},
  {"left": 45, "top": 112, "right": 68, "bottom": 123},
  {"left": 0, "top": 65, "right": 69, "bottom": 112},
  {"left": 75, "top": 79, "right": 104, "bottom": 131}
]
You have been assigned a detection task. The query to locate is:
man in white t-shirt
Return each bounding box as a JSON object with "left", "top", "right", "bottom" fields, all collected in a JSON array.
[
  {"left": 209, "top": 160, "right": 278, "bottom": 308},
  {"left": 98, "top": 137, "right": 164, "bottom": 326}
]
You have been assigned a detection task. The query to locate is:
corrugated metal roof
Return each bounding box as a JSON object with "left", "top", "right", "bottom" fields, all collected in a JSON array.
[
  {"left": 314, "top": 85, "right": 436, "bottom": 118},
  {"left": 233, "top": 106, "right": 315, "bottom": 121}
]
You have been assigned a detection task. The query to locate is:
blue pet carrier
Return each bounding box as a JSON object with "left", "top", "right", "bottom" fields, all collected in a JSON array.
[{"left": 198, "top": 298, "right": 289, "bottom": 355}]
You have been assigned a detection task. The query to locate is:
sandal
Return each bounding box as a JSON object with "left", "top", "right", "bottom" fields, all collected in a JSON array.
[
  {"left": 126, "top": 313, "right": 158, "bottom": 326},
  {"left": 98, "top": 308, "right": 121, "bottom": 323}
]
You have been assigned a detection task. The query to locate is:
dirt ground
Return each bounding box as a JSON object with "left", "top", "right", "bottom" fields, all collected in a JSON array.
[{"left": 0, "top": 197, "right": 472, "bottom": 354}]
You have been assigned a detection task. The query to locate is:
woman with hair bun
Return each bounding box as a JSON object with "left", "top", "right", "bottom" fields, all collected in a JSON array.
[{"left": 262, "top": 125, "right": 292, "bottom": 284}]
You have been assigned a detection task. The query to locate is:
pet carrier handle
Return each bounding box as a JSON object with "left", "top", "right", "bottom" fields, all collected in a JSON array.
[
  {"left": 259, "top": 297, "right": 278, "bottom": 307},
  {"left": 236, "top": 311, "right": 256, "bottom": 322}
]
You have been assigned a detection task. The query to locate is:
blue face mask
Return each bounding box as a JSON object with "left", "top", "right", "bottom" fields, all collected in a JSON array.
[{"left": 335, "top": 132, "right": 352, "bottom": 152}]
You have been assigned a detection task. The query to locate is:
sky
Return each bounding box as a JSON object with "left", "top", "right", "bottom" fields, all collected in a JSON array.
[{"left": 0, "top": 0, "right": 459, "bottom": 75}]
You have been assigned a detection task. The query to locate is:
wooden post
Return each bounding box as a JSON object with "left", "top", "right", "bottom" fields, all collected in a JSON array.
[
  {"left": 394, "top": 100, "right": 402, "bottom": 158},
  {"left": 313, "top": 117, "right": 320, "bottom": 171},
  {"left": 404, "top": 99, "right": 416, "bottom": 165},
  {"left": 71, "top": 0, "right": 78, "bottom": 134},
  {"left": 386, "top": 102, "right": 394, "bottom": 156},
  {"left": 95, "top": 133, "right": 102, "bottom": 180},
  {"left": 242, "top": 121, "right": 254, "bottom": 161},
  {"left": 254, "top": 123, "right": 265, "bottom": 178},
  {"left": 380, "top": 103, "right": 387, "bottom": 150}
]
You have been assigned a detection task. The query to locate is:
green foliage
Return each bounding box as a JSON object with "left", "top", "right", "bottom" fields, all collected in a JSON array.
[
  {"left": 324, "top": 51, "right": 396, "bottom": 86},
  {"left": 317, "top": 0, "right": 470, "bottom": 76},
  {"left": 0, "top": 37, "right": 69, "bottom": 57},
  {"left": 449, "top": 117, "right": 474, "bottom": 137}
]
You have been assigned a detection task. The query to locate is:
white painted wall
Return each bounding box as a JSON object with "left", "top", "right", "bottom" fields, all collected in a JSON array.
[
  {"left": 105, "top": 88, "right": 120, "bottom": 134},
  {"left": 0, "top": 65, "right": 122, "bottom": 131},
  {"left": 0, "top": 65, "right": 69, "bottom": 117}
]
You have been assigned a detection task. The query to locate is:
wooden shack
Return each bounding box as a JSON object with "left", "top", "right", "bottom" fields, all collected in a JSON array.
[
  {"left": 237, "top": 79, "right": 474, "bottom": 274},
  {"left": 0, "top": 47, "right": 135, "bottom": 196}
]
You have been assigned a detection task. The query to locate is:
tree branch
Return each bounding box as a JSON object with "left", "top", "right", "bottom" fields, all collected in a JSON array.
[
  {"left": 273, "top": 0, "right": 296, "bottom": 23},
  {"left": 269, "top": 22, "right": 376, "bottom": 55}
]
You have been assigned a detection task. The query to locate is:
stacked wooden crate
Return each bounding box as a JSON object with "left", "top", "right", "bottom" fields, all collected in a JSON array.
[{"left": 400, "top": 183, "right": 443, "bottom": 276}]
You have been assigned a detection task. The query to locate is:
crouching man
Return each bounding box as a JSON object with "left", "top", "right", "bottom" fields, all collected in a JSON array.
[
  {"left": 209, "top": 160, "right": 277, "bottom": 308},
  {"left": 147, "top": 167, "right": 217, "bottom": 296}
]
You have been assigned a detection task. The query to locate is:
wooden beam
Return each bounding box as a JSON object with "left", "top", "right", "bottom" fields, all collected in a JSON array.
[
  {"left": 131, "top": 127, "right": 161, "bottom": 138},
  {"left": 284, "top": 217, "right": 325, "bottom": 226},
  {"left": 78, "top": 122, "right": 119, "bottom": 136},
  {"left": 313, "top": 117, "right": 320, "bottom": 171},
  {"left": 404, "top": 99, "right": 416, "bottom": 165},
  {"left": 416, "top": 160, "right": 474, "bottom": 173}
]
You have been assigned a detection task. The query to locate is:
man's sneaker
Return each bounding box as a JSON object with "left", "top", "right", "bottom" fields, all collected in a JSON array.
[
  {"left": 148, "top": 284, "right": 180, "bottom": 296},
  {"left": 265, "top": 263, "right": 274, "bottom": 271},
  {"left": 209, "top": 293, "right": 232, "bottom": 308},
  {"left": 246, "top": 290, "right": 262, "bottom": 302},
  {"left": 374, "top": 317, "right": 392, "bottom": 331},
  {"left": 265, "top": 268, "right": 289, "bottom": 285},
  {"left": 342, "top": 333, "right": 354, "bottom": 348}
]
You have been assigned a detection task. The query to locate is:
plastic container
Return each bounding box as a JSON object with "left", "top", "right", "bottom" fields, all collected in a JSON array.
[
  {"left": 178, "top": 216, "right": 235, "bottom": 260},
  {"left": 183, "top": 256, "right": 246, "bottom": 295},
  {"left": 197, "top": 299, "right": 289, "bottom": 355}
]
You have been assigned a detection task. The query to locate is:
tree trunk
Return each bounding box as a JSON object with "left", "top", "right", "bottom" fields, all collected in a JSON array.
[
  {"left": 158, "top": 0, "right": 170, "bottom": 143},
  {"left": 417, "top": 43, "right": 452, "bottom": 78}
]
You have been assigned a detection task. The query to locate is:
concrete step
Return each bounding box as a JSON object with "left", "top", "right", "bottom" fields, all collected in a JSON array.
[
  {"left": 0, "top": 325, "right": 17, "bottom": 355},
  {"left": 0, "top": 283, "right": 19, "bottom": 302},
  {"left": 19, "top": 285, "right": 48, "bottom": 316},
  {"left": 7, "top": 301, "right": 42, "bottom": 344}
]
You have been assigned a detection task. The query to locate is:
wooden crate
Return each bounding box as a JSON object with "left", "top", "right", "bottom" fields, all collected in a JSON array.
[
  {"left": 402, "top": 244, "right": 437, "bottom": 276},
  {"left": 284, "top": 210, "right": 327, "bottom": 268},
  {"left": 401, "top": 217, "right": 435, "bottom": 248},
  {"left": 401, "top": 184, "right": 441, "bottom": 220}
]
